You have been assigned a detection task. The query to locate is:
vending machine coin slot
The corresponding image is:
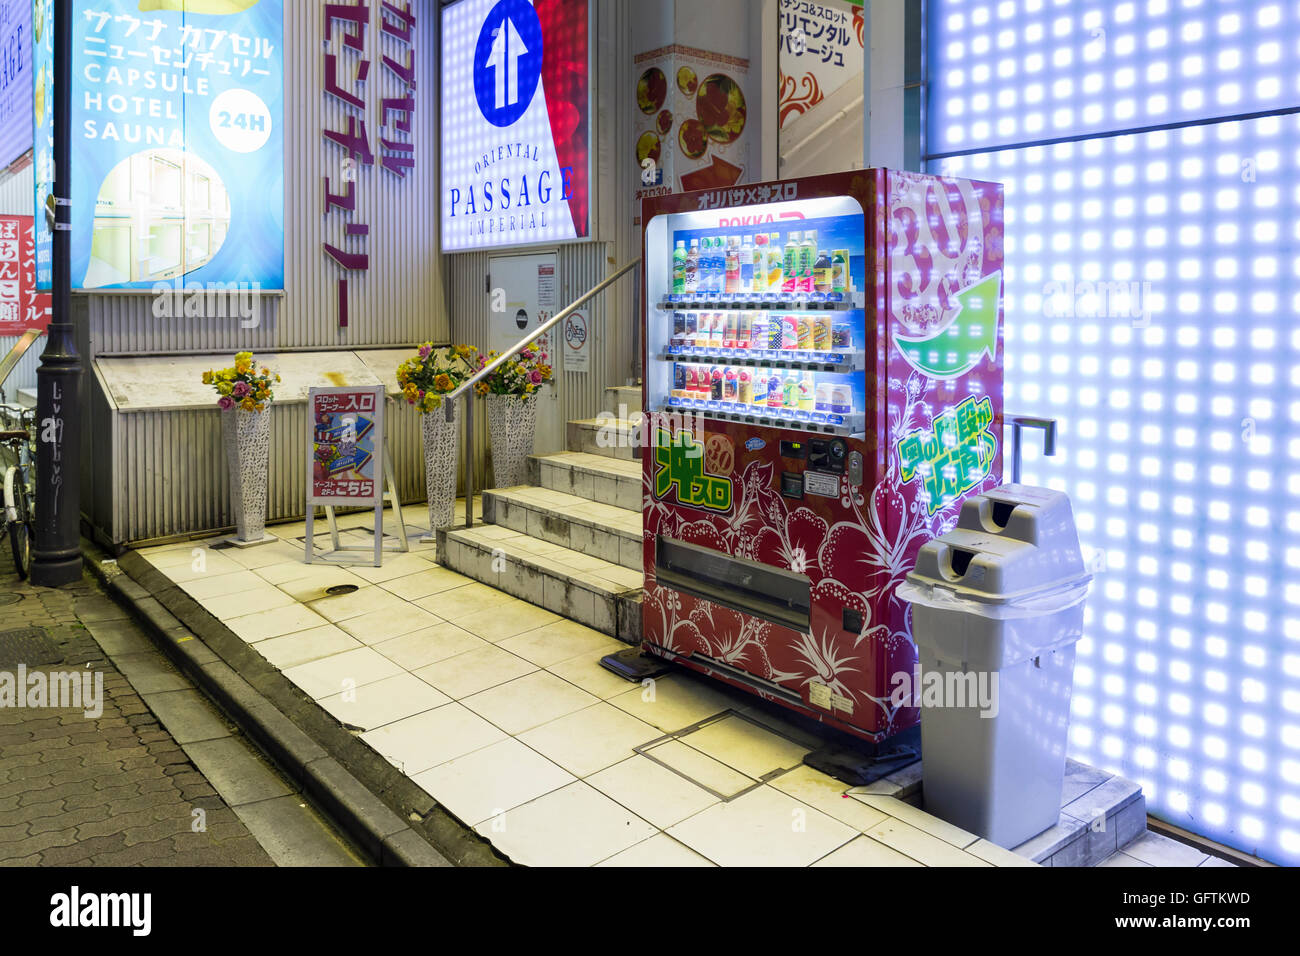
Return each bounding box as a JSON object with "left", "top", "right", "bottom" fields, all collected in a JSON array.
[{"left": 808, "top": 438, "right": 848, "bottom": 474}]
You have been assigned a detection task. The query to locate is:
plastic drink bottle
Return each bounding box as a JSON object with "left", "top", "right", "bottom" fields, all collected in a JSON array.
[
  {"left": 710, "top": 365, "right": 724, "bottom": 400},
  {"left": 739, "top": 235, "right": 754, "bottom": 293},
  {"left": 673, "top": 240, "right": 686, "bottom": 294},
  {"left": 766, "top": 374, "right": 783, "bottom": 408},
  {"left": 798, "top": 372, "right": 815, "bottom": 411},
  {"left": 738, "top": 369, "right": 752, "bottom": 405},
  {"left": 751, "top": 234, "right": 768, "bottom": 293},
  {"left": 783, "top": 232, "right": 801, "bottom": 293},
  {"left": 725, "top": 236, "right": 740, "bottom": 294},
  {"left": 723, "top": 367, "right": 738, "bottom": 402},
  {"left": 799, "top": 230, "right": 817, "bottom": 293},
  {"left": 767, "top": 233, "right": 784, "bottom": 291},
  {"left": 814, "top": 246, "right": 832, "bottom": 293},
  {"left": 831, "top": 249, "right": 848, "bottom": 293},
  {"left": 685, "top": 239, "right": 700, "bottom": 292},
  {"left": 783, "top": 371, "right": 800, "bottom": 408}
]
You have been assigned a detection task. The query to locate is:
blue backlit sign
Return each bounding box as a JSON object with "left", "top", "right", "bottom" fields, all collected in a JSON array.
[{"left": 70, "top": 0, "right": 284, "bottom": 290}]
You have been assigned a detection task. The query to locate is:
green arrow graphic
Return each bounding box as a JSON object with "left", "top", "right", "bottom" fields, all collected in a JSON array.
[{"left": 893, "top": 270, "right": 1001, "bottom": 379}]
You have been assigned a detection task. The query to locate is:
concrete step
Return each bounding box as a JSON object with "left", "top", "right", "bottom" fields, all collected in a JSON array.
[
  {"left": 604, "top": 384, "right": 643, "bottom": 418},
  {"left": 483, "top": 486, "right": 643, "bottom": 570},
  {"left": 566, "top": 417, "right": 641, "bottom": 460},
  {"left": 528, "top": 451, "right": 641, "bottom": 512},
  {"left": 436, "top": 524, "right": 643, "bottom": 642}
]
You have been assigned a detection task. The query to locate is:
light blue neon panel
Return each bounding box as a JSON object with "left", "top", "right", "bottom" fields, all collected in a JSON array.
[
  {"left": 929, "top": 0, "right": 1300, "bottom": 155},
  {"left": 929, "top": 1, "right": 1300, "bottom": 865}
]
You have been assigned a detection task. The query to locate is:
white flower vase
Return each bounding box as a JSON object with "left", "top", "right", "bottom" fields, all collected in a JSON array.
[
  {"left": 486, "top": 393, "right": 538, "bottom": 489},
  {"left": 421, "top": 403, "right": 460, "bottom": 531},
  {"left": 222, "top": 406, "right": 272, "bottom": 543}
]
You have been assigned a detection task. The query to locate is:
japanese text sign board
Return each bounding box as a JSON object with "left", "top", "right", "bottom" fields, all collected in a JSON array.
[
  {"left": 307, "top": 386, "right": 385, "bottom": 507},
  {"left": 0, "top": 213, "right": 51, "bottom": 336}
]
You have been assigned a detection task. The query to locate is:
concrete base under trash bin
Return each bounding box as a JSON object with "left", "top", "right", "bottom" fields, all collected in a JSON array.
[{"left": 918, "top": 642, "right": 1077, "bottom": 849}]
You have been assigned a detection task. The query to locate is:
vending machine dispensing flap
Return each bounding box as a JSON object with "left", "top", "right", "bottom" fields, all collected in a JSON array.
[{"left": 656, "top": 536, "right": 812, "bottom": 632}]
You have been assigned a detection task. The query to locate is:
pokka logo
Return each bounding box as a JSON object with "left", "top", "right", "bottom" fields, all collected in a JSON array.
[
  {"left": 653, "top": 427, "right": 733, "bottom": 513},
  {"left": 473, "top": 0, "right": 543, "bottom": 127},
  {"left": 896, "top": 395, "right": 996, "bottom": 515}
]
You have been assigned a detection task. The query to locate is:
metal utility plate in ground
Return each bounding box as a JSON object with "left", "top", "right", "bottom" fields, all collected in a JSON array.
[{"left": 0, "top": 627, "right": 65, "bottom": 667}]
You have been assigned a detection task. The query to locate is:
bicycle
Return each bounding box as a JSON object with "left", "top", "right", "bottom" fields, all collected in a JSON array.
[{"left": 0, "top": 402, "right": 36, "bottom": 579}]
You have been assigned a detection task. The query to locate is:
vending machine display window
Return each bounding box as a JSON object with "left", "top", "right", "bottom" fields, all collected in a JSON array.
[{"left": 644, "top": 195, "right": 868, "bottom": 438}]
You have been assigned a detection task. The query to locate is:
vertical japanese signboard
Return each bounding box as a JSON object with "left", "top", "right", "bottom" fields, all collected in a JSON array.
[
  {"left": 0, "top": 0, "right": 32, "bottom": 169},
  {"left": 70, "top": 0, "right": 285, "bottom": 290},
  {"left": 440, "top": 0, "right": 591, "bottom": 252},
  {"left": 0, "top": 213, "right": 51, "bottom": 335},
  {"left": 322, "top": 1, "right": 418, "bottom": 328},
  {"left": 307, "top": 385, "right": 385, "bottom": 506}
]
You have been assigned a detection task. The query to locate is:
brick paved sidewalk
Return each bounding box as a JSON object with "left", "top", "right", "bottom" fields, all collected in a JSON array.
[{"left": 0, "top": 550, "right": 272, "bottom": 867}]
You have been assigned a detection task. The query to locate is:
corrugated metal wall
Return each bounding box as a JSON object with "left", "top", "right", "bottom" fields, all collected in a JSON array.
[
  {"left": 0, "top": 158, "right": 39, "bottom": 398},
  {"left": 88, "top": 4, "right": 446, "bottom": 354},
  {"left": 99, "top": 397, "right": 429, "bottom": 545}
]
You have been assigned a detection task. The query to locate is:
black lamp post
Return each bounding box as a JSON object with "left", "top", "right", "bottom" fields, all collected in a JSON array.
[{"left": 30, "top": 0, "right": 80, "bottom": 588}]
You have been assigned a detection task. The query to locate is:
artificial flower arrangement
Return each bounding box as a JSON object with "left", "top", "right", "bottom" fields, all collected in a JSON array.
[
  {"left": 396, "top": 343, "right": 478, "bottom": 413},
  {"left": 201, "top": 351, "right": 280, "bottom": 412},
  {"left": 472, "top": 344, "right": 554, "bottom": 399}
]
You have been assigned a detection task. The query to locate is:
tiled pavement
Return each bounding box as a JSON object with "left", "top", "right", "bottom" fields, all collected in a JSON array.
[
  {"left": 0, "top": 548, "right": 364, "bottom": 867},
  {"left": 0, "top": 554, "right": 273, "bottom": 866},
  {"left": 126, "top": 500, "right": 1237, "bottom": 868}
]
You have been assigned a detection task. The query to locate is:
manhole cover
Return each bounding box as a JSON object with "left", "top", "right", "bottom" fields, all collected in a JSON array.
[
  {"left": 324, "top": 584, "right": 360, "bottom": 597},
  {"left": 0, "top": 627, "right": 64, "bottom": 667},
  {"left": 0, "top": 592, "right": 22, "bottom": 607}
]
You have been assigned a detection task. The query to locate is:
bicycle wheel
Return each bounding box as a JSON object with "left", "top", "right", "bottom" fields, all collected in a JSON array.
[{"left": 9, "top": 475, "right": 31, "bottom": 579}]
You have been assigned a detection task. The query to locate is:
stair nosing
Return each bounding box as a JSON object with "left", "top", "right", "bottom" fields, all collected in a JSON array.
[{"left": 443, "top": 528, "right": 643, "bottom": 596}]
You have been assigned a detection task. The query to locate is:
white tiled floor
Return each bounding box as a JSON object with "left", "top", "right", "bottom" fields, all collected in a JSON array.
[{"left": 136, "top": 512, "right": 1208, "bottom": 867}]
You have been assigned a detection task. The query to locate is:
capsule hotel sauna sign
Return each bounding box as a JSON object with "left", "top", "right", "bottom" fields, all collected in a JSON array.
[
  {"left": 69, "top": 0, "right": 285, "bottom": 290},
  {"left": 440, "top": 0, "right": 591, "bottom": 251}
]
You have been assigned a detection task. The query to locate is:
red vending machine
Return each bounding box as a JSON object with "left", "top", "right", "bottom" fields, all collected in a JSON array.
[{"left": 640, "top": 169, "right": 1004, "bottom": 744}]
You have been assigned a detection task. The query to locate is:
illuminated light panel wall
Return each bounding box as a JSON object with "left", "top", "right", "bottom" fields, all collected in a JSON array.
[
  {"left": 929, "top": 0, "right": 1300, "bottom": 154},
  {"left": 927, "top": 0, "right": 1300, "bottom": 865}
]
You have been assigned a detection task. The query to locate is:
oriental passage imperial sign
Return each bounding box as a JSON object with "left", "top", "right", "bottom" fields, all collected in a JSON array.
[{"left": 440, "top": 0, "right": 591, "bottom": 251}]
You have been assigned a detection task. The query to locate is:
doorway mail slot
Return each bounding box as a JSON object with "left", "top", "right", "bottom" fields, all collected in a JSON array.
[{"left": 656, "top": 536, "right": 811, "bottom": 633}]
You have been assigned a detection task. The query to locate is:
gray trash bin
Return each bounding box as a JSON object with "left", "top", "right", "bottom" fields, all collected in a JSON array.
[{"left": 897, "top": 484, "right": 1092, "bottom": 849}]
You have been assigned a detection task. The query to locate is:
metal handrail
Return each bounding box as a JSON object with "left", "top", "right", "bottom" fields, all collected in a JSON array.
[{"left": 446, "top": 257, "right": 641, "bottom": 528}]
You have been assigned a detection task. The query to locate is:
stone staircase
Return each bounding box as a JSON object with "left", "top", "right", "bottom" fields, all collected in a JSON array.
[{"left": 437, "top": 385, "right": 645, "bottom": 643}]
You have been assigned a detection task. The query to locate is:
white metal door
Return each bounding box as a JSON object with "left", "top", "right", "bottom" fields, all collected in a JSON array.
[{"left": 488, "top": 252, "right": 564, "bottom": 458}]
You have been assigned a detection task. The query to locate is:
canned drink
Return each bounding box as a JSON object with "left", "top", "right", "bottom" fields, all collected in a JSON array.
[
  {"left": 797, "top": 315, "right": 814, "bottom": 350},
  {"left": 782, "top": 314, "right": 800, "bottom": 350},
  {"left": 750, "top": 314, "right": 767, "bottom": 351},
  {"left": 813, "top": 315, "right": 832, "bottom": 351},
  {"left": 831, "top": 322, "right": 852, "bottom": 349},
  {"left": 815, "top": 382, "right": 832, "bottom": 412},
  {"left": 767, "top": 315, "right": 785, "bottom": 350}
]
